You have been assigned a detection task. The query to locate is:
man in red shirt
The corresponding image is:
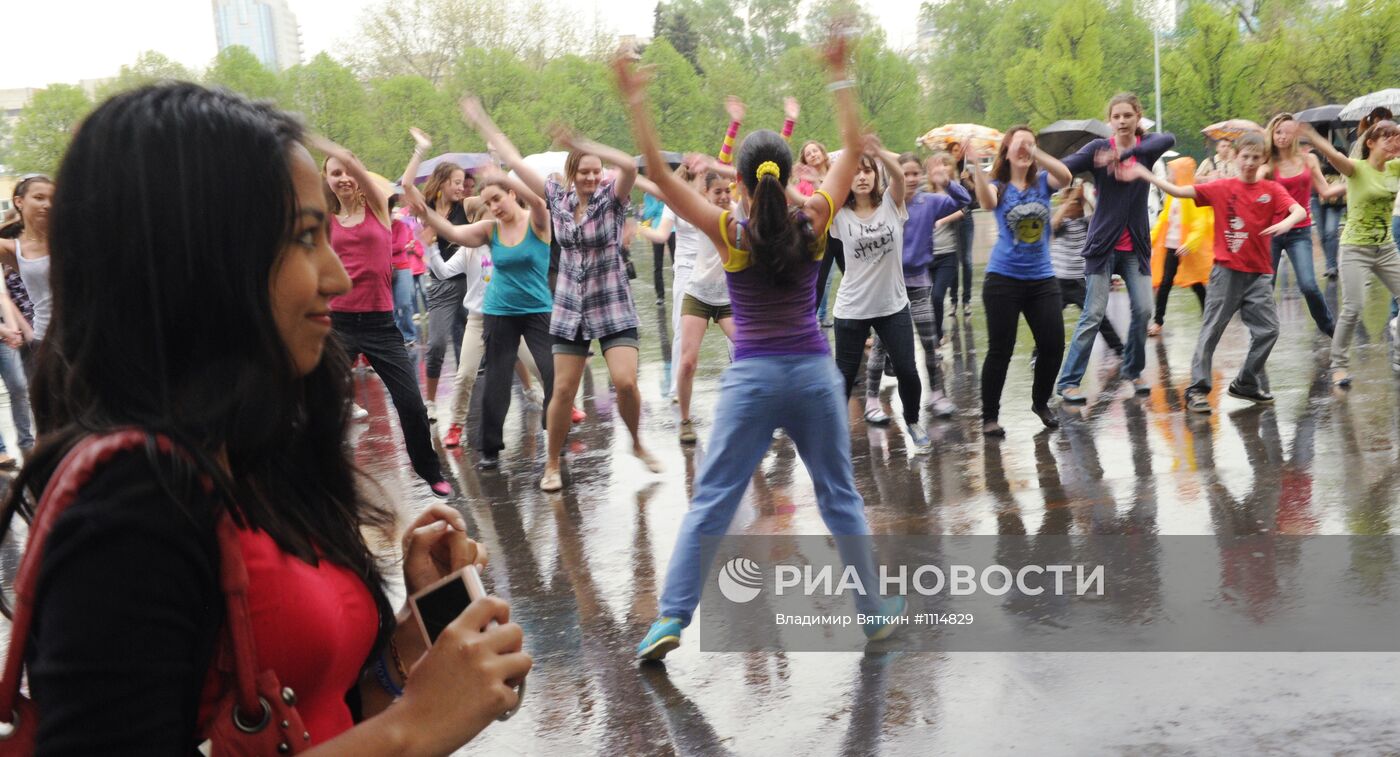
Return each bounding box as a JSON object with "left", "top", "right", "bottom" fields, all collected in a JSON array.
[{"left": 1127, "top": 133, "right": 1306, "bottom": 414}]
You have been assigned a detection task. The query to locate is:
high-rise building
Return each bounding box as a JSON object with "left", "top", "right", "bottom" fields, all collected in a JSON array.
[{"left": 212, "top": 0, "right": 303, "bottom": 71}]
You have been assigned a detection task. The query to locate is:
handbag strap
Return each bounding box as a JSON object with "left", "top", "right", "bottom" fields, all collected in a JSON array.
[{"left": 0, "top": 430, "right": 263, "bottom": 723}]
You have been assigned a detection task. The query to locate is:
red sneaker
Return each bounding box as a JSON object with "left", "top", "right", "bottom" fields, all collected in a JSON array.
[
  {"left": 443, "top": 424, "right": 464, "bottom": 448},
  {"left": 571, "top": 406, "right": 586, "bottom": 424}
]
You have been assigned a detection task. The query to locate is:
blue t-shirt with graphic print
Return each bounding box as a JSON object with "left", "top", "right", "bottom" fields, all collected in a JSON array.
[{"left": 986, "top": 170, "right": 1054, "bottom": 280}]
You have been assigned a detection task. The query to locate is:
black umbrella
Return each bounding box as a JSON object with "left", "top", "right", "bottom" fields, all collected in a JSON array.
[
  {"left": 635, "top": 151, "right": 684, "bottom": 174},
  {"left": 1294, "top": 104, "right": 1345, "bottom": 125},
  {"left": 1036, "top": 119, "right": 1112, "bottom": 158}
]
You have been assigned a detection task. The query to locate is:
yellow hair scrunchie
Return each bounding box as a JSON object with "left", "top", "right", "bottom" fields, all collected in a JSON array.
[{"left": 755, "top": 161, "right": 780, "bottom": 181}]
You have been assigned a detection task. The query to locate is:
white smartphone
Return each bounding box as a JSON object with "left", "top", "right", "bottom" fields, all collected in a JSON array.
[{"left": 409, "top": 565, "right": 526, "bottom": 720}]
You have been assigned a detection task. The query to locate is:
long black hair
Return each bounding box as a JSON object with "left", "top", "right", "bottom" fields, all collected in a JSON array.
[
  {"left": 736, "top": 129, "right": 815, "bottom": 287},
  {"left": 0, "top": 83, "right": 393, "bottom": 640}
]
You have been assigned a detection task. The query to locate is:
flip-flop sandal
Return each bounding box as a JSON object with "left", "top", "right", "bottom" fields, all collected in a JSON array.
[
  {"left": 539, "top": 470, "right": 563, "bottom": 492},
  {"left": 863, "top": 408, "right": 892, "bottom": 426}
]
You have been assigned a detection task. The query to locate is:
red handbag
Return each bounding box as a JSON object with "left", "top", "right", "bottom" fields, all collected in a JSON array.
[{"left": 0, "top": 430, "right": 311, "bottom": 755}]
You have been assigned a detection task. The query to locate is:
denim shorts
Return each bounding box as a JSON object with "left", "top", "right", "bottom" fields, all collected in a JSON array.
[{"left": 552, "top": 327, "right": 640, "bottom": 356}]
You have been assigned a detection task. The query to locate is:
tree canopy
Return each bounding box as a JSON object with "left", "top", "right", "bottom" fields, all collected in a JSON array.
[{"left": 4, "top": 0, "right": 1398, "bottom": 176}]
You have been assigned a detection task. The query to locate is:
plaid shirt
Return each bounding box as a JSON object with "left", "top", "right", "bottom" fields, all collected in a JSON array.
[{"left": 546, "top": 176, "right": 638, "bottom": 340}]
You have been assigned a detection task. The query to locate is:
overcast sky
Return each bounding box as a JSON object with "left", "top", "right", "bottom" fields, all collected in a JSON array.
[{"left": 2, "top": 0, "right": 921, "bottom": 90}]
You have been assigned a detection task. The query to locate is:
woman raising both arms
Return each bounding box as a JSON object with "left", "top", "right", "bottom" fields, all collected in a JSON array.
[
  {"left": 460, "top": 98, "right": 660, "bottom": 492},
  {"left": 620, "top": 35, "right": 905, "bottom": 661},
  {"left": 407, "top": 164, "right": 556, "bottom": 471}
]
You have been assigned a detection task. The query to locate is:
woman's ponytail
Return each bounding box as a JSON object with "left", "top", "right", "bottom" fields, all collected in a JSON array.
[{"left": 737, "top": 131, "right": 813, "bottom": 288}]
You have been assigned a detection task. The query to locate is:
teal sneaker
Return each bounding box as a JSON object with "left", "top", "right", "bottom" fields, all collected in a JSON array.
[
  {"left": 863, "top": 596, "right": 908, "bottom": 641},
  {"left": 637, "top": 617, "right": 683, "bottom": 661}
]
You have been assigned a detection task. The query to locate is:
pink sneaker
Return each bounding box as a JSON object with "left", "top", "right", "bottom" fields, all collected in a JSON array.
[{"left": 429, "top": 480, "right": 452, "bottom": 499}]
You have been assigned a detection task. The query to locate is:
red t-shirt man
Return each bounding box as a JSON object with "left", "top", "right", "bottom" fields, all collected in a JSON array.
[{"left": 1192, "top": 178, "right": 1297, "bottom": 273}]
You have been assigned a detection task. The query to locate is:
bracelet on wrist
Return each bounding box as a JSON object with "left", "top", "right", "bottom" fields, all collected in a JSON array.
[{"left": 373, "top": 653, "right": 404, "bottom": 698}]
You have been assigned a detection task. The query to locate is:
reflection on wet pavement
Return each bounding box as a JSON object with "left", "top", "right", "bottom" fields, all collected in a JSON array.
[{"left": 347, "top": 252, "right": 1400, "bottom": 755}]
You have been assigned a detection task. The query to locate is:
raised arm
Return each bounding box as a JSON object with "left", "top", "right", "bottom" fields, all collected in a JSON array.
[
  {"left": 483, "top": 166, "right": 550, "bottom": 238},
  {"left": 633, "top": 174, "right": 663, "bottom": 199},
  {"left": 718, "top": 96, "right": 744, "bottom": 166},
  {"left": 401, "top": 127, "right": 433, "bottom": 189},
  {"left": 965, "top": 141, "right": 998, "bottom": 210},
  {"left": 553, "top": 126, "right": 638, "bottom": 199},
  {"left": 1307, "top": 153, "right": 1346, "bottom": 200},
  {"left": 814, "top": 33, "right": 861, "bottom": 223},
  {"left": 1034, "top": 145, "right": 1073, "bottom": 190},
  {"left": 1122, "top": 162, "right": 1195, "bottom": 199},
  {"left": 404, "top": 182, "right": 494, "bottom": 250},
  {"left": 782, "top": 97, "right": 799, "bottom": 142},
  {"left": 1298, "top": 122, "right": 1354, "bottom": 177},
  {"left": 309, "top": 134, "right": 389, "bottom": 227},
  {"left": 461, "top": 97, "right": 548, "bottom": 199},
  {"left": 638, "top": 214, "right": 676, "bottom": 244},
  {"left": 868, "top": 141, "right": 907, "bottom": 211},
  {"left": 615, "top": 56, "right": 725, "bottom": 256}
]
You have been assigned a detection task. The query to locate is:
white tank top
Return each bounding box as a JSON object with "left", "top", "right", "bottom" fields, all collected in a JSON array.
[{"left": 16, "top": 239, "right": 51, "bottom": 341}]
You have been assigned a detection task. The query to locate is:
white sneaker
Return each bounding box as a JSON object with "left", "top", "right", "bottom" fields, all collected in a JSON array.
[
  {"left": 926, "top": 393, "right": 956, "bottom": 418},
  {"left": 524, "top": 387, "right": 545, "bottom": 411},
  {"left": 425, "top": 400, "right": 438, "bottom": 423},
  {"left": 350, "top": 403, "right": 369, "bottom": 420},
  {"left": 1390, "top": 316, "right": 1400, "bottom": 374}
]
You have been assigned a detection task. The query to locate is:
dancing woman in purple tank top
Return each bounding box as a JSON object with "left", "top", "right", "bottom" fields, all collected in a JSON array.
[{"left": 617, "top": 34, "right": 908, "bottom": 663}]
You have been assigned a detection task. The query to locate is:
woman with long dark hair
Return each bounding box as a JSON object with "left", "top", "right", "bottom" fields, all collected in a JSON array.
[
  {"left": 321, "top": 140, "right": 451, "bottom": 496},
  {"left": 4, "top": 82, "right": 529, "bottom": 752},
  {"left": 459, "top": 98, "right": 659, "bottom": 492},
  {"left": 619, "top": 38, "right": 903, "bottom": 661}
]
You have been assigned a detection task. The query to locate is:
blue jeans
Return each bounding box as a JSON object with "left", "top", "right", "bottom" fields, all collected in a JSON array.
[
  {"left": 1057, "top": 249, "right": 1153, "bottom": 390},
  {"left": 1312, "top": 199, "right": 1344, "bottom": 273},
  {"left": 392, "top": 268, "right": 418, "bottom": 342},
  {"left": 0, "top": 344, "right": 33, "bottom": 454},
  {"left": 657, "top": 354, "right": 882, "bottom": 627},
  {"left": 1270, "top": 226, "right": 1333, "bottom": 336}
]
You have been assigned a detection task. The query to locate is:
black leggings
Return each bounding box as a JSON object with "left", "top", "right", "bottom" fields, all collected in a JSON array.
[
  {"left": 653, "top": 233, "right": 676, "bottom": 299},
  {"left": 479, "top": 313, "right": 555, "bottom": 455},
  {"left": 981, "top": 273, "right": 1063, "bottom": 422},
  {"left": 332, "top": 312, "right": 443, "bottom": 484},
  {"left": 834, "top": 306, "right": 922, "bottom": 425},
  {"left": 1154, "top": 249, "right": 1207, "bottom": 325}
]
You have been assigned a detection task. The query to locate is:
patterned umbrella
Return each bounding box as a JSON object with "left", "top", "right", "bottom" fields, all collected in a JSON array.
[
  {"left": 917, "top": 123, "right": 1003, "bottom": 153},
  {"left": 1201, "top": 119, "right": 1264, "bottom": 141},
  {"left": 1339, "top": 89, "right": 1400, "bottom": 123}
]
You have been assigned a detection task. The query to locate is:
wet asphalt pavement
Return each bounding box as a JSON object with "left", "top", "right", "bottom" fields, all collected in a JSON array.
[{"left": 344, "top": 231, "right": 1400, "bottom": 756}]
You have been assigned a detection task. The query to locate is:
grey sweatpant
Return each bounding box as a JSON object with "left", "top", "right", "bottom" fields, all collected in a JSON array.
[
  {"left": 1189, "top": 265, "right": 1278, "bottom": 395},
  {"left": 1330, "top": 241, "right": 1400, "bottom": 371}
]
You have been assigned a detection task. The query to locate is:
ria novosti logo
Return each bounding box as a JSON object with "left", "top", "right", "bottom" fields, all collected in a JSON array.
[{"left": 717, "top": 557, "right": 763, "bottom": 603}]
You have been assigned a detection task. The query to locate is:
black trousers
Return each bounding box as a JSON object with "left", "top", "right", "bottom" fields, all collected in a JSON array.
[
  {"left": 1058, "top": 277, "right": 1124, "bottom": 352},
  {"left": 653, "top": 233, "right": 676, "bottom": 299},
  {"left": 834, "top": 306, "right": 922, "bottom": 425},
  {"left": 332, "top": 312, "right": 442, "bottom": 484},
  {"left": 479, "top": 313, "right": 556, "bottom": 455},
  {"left": 815, "top": 236, "right": 847, "bottom": 307},
  {"left": 1153, "top": 249, "right": 1207, "bottom": 325},
  {"left": 981, "top": 274, "right": 1063, "bottom": 422}
]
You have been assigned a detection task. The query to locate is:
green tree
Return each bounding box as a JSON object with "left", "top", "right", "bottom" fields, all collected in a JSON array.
[
  {"left": 282, "top": 54, "right": 370, "bottom": 154},
  {"left": 1161, "top": 1, "right": 1263, "bottom": 153},
  {"left": 1262, "top": 0, "right": 1400, "bottom": 108},
  {"left": 362, "top": 76, "right": 466, "bottom": 175},
  {"left": 851, "top": 38, "right": 927, "bottom": 150},
  {"left": 1003, "top": 0, "right": 1110, "bottom": 126},
  {"left": 10, "top": 85, "right": 92, "bottom": 174},
  {"left": 640, "top": 39, "right": 712, "bottom": 153},
  {"left": 96, "top": 51, "right": 196, "bottom": 99},
  {"left": 205, "top": 46, "right": 283, "bottom": 101},
  {"left": 920, "top": 0, "right": 1000, "bottom": 123}
]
